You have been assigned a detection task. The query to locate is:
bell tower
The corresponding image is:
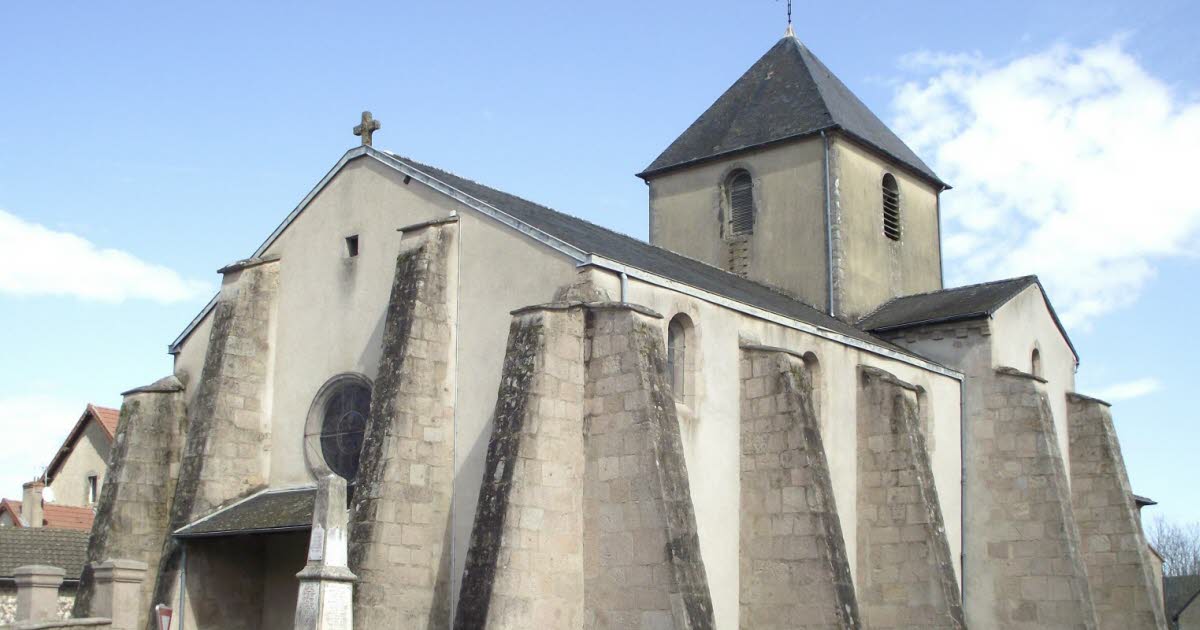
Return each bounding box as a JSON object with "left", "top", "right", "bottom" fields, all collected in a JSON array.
[{"left": 638, "top": 34, "right": 948, "bottom": 322}]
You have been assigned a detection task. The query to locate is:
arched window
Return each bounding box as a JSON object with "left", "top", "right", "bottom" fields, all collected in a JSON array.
[
  {"left": 1031, "top": 349, "right": 1043, "bottom": 378},
  {"left": 304, "top": 374, "right": 373, "bottom": 483},
  {"left": 666, "top": 314, "right": 695, "bottom": 405},
  {"left": 728, "top": 170, "right": 755, "bottom": 236},
  {"left": 882, "top": 173, "right": 901, "bottom": 241}
]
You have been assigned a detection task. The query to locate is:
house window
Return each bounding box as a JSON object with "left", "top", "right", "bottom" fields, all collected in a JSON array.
[
  {"left": 1031, "top": 349, "right": 1043, "bottom": 378},
  {"left": 304, "top": 374, "right": 373, "bottom": 484},
  {"left": 345, "top": 235, "right": 360, "bottom": 258},
  {"left": 86, "top": 474, "right": 98, "bottom": 505},
  {"left": 666, "top": 314, "right": 695, "bottom": 406},
  {"left": 882, "top": 173, "right": 901, "bottom": 241},
  {"left": 728, "top": 170, "right": 755, "bottom": 236}
]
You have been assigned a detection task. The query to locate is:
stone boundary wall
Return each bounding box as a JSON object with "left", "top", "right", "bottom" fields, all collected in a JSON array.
[
  {"left": 2, "top": 588, "right": 75, "bottom": 627},
  {"left": 1067, "top": 393, "right": 1166, "bottom": 630},
  {"left": 348, "top": 224, "right": 456, "bottom": 629},
  {"left": 72, "top": 380, "right": 185, "bottom": 624},
  {"left": 583, "top": 305, "right": 714, "bottom": 630},
  {"left": 454, "top": 306, "right": 587, "bottom": 629},
  {"left": 972, "top": 368, "right": 1098, "bottom": 629},
  {"left": 739, "top": 348, "right": 860, "bottom": 629},
  {"left": 146, "top": 257, "right": 281, "bottom": 630},
  {"left": 856, "top": 366, "right": 964, "bottom": 629}
]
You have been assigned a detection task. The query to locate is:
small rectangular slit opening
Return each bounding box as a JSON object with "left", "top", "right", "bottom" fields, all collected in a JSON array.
[{"left": 345, "top": 235, "right": 360, "bottom": 258}]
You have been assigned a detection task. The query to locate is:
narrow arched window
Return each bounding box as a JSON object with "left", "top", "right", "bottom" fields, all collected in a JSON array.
[
  {"left": 666, "top": 314, "right": 694, "bottom": 405},
  {"left": 1031, "top": 349, "right": 1043, "bottom": 378},
  {"left": 882, "top": 173, "right": 901, "bottom": 241},
  {"left": 728, "top": 170, "right": 755, "bottom": 236}
]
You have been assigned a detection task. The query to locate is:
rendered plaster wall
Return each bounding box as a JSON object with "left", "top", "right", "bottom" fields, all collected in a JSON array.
[
  {"left": 991, "top": 285, "right": 1077, "bottom": 477},
  {"left": 646, "top": 136, "right": 831, "bottom": 309},
  {"left": 1068, "top": 394, "right": 1166, "bottom": 629},
  {"left": 1180, "top": 600, "right": 1200, "bottom": 630},
  {"left": 349, "top": 224, "right": 457, "bottom": 629},
  {"left": 585, "top": 268, "right": 963, "bottom": 628},
  {"left": 179, "top": 537, "right": 267, "bottom": 630},
  {"left": 739, "top": 349, "right": 859, "bottom": 629},
  {"left": 72, "top": 385, "right": 185, "bottom": 626},
  {"left": 455, "top": 306, "right": 586, "bottom": 629},
  {"left": 258, "top": 532, "right": 308, "bottom": 630},
  {"left": 829, "top": 135, "right": 942, "bottom": 321},
  {"left": 855, "top": 366, "right": 963, "bottom": 629},
  {"left": 48, "top": 421, "right": 111, "bottom": 507}
]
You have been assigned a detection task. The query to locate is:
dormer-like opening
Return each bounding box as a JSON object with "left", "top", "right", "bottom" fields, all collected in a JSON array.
[{"left": 882, "top": 173, "right": 901, "bottom": 241}]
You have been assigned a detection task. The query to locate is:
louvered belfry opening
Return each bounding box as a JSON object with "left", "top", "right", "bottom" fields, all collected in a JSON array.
[
  {"left": 729, "top": 170, "right": 755, "bottom": 235},
  {"left": 882, "top": 173, "right": 901, "bottom": 241}
]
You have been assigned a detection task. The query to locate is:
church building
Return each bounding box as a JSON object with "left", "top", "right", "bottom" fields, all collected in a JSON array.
[{"left": 75, "top": 31, "right": 1164, "bottom": 630}]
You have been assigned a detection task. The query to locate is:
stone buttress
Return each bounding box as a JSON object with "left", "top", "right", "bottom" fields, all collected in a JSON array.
[
  {"left": 147, "top": 254, "right": 281, "bottom": 630},
  {"left": 739, "top": 347, "right": 860, "bottom": 629},
  {"left": 455, "top": 302, "right": 714, "bottom": 630},
  {"left": 1068, "top": 393, "right": 1167, "bottom": 630},
  {"left": 856, "top": 366, "right": 964, "bottom": 629},
  {"left": 348, "top": 220, "right": 457, "bottom": 628},
  {"left": 72, "top": 376, "right": 187, "bottom": 629},
  {"left": 455, "top": 304, "right": 587, "bottom": 629},
  {"left": 973, "top": 368, "right": 1098, "bottom": 629}
]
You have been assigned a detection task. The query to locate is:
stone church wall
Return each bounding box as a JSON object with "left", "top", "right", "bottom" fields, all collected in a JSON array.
[
  {"left": 454, "top": 305, "right": 586, "bottom": 629},
  {"left": 1068, "top": 393, "right": 1167, "bottom": 629},
  {"left": 348, "top": 222, "right": 456, "bottom": 629},
  {"left": 72, "top": 379, "right": 186, "bottom": 627},
  {"left": 738, "top": 347, "right": 859, "bottom": 629},
  {"left": 856, "top": 366, "right": 963, "bottom": 629}
]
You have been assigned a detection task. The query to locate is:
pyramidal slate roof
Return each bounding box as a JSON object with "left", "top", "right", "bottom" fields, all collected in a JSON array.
[{"left": 639, "top": 35, "right": 944, "bottom": 186}]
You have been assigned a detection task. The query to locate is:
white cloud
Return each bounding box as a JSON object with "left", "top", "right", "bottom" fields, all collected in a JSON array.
[
  {"left": 0, "top": 208, "right": 211, "bottom": 303},
  {"left": 0, "top": 395, "right": 84, "bottom": 501},
  {"left": 1094, "top": 377, "right": 1163, "bottom": 401},
  {"left": 893, "top": 39, "right": 1200, "bottom": 328}
]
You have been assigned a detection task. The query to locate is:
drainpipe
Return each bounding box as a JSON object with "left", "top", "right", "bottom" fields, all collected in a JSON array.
[
  {"left": 959, "top": 378, "right": 968, "bottom": 602},
  {"left": 177, "top": 545, "right": 187, "bottom": 630},
  {"left": 821, "top": 131, "right": 835, "bottom": 317}
]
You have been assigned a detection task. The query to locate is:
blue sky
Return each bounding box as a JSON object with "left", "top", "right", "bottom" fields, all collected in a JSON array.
[{"left": 1, "top": 2, "right": 1196, "bottom": 524}]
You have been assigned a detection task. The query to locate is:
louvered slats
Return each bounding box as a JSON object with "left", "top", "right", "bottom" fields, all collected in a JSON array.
[
  {"left": 729, "top": 172, "right": 754, "bottom": 235},
  {"left": 882, "top": 175, "right": 901, "bottom": 241}
]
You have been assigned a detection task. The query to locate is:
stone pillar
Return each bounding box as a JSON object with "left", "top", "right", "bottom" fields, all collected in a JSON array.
[
  {"left": 73, "top": 377, "right": 186, "bottom": 626},
  {"left": 20, "top": 480, "right": 44, "bottom": 528},
  {"left": 295, "top": 475, "right": 357, "bottom": 630},
  {"left": 582, "top": 304, "right": 714, "bottom": 630},
  {"left": 454, "top": 304, "right": 587, "bottom": 629},
  {"left": 970, "top": 368, "right": 1097, "bottom": 629},
  {"left": 856, "top": 366, "right": 963, "bottom": 629},
  {"left": 349, "top": 221, "right": 456, "bottom": 629},
  {"left": 1068, "top": 393, "right": 1167, "bottom": 630},
  {"left": 739, "top": 347, "right": 859, "bottom": 629},
  {"left": 13, "top": 564, "right": 64, "bottom": 622},
  {"left": 147, "top": 255, "right": 281, "bottom": 627},
  {"left": 93, "top": 559, "right": 149, "bottom": 630}
]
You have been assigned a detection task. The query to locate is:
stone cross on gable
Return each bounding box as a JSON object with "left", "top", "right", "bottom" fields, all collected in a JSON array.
[
  {"left": 294, "top": 475, "right": 356, "bottom": 630},
  {"left": 353, "top": 111, "right": 381, "bottom": 147}
]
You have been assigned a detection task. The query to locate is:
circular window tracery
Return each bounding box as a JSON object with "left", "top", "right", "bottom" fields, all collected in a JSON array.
[{"left": 304, "top": 374, "right": 372, "bottom": 483}]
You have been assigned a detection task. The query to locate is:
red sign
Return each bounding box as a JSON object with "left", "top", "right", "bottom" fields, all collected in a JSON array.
[{"left": 155, "top": 604, "right": 173, "bottom": 630}]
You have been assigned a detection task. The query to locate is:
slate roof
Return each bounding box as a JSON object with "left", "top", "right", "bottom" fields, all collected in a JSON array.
[
  {"left": 0, "top": 500, "right": 96, "bottom": 531},
  {"left": 859, "top": 275, "right": 1078, "bottom": 363},
  {"left": 390, "top": 153, "right": 906, "bottom": 354},
  {"left": 174, "top": 487, "right": 315, "bottom": 538},
  {"left": 639, "top": 35, "right": 944, "bottom": 186},
  {"left": 1166, "top": 576, "right": 1200, "bottom": 626},
  {"left": 0, "top": 527, "right": 91, "bottom": 580}
]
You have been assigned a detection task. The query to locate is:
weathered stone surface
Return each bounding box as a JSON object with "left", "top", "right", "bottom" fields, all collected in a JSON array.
[
  {"left": 455, "top": 306, "right": 587, "bottom": 629},
  {"left": 72, "top": 381, "right": 186, "bottom": 628},
  {"left": 146, "top": 258, "right": 281, "bottom": 630},
  {"left": 739, "top": 348, "right": 859, "bottom": 629},
  {"left": 1068, "top": 393, "right": 1166, "bottom": 630},
  {"left": 348, "top": 224, "right": 455, "bottom": 629},
  {"left": 971, "top": 368, "right": 1098, "bottom": 629},
  {"left": 295, "top": 475, "right": 357, "bottom": 630},
  {"left": 583, "top": 306, "right": 714, "bottom": 630},
  {"left": 856, "top": 366, "right": 963, "bottom": 629}
]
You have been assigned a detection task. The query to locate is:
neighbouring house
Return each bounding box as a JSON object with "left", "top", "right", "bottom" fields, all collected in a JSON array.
[
  {"left": 1167, "top": 576, "right": 1200, "bottom": 630},
  {"left": 0, "top": 526, "right": 91, "bottom": 624}
]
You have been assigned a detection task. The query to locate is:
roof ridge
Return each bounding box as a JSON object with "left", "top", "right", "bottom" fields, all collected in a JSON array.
[
  {"left": 889, "top": 275, "right": 1039, "bottom": 302},
  {"left": 390, "top": 153, "right": 835, "bottom": 315}
]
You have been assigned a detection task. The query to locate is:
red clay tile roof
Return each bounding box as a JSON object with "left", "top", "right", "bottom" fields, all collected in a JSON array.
[
  {"left": 92, "top": 405, "right": 120, "bottom": 440},
  {"left": 0, "top": 499, "right": 95, "bottom": 531}
]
